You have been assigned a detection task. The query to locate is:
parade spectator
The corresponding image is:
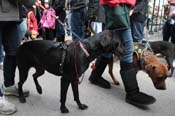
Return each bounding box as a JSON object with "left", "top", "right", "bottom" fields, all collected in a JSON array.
[
  {"left": 26, "top": 5, "right": 39, "bottom": 40},
  {"left": 0, "top": 0, "right": 35, "bottom": 114},
  {"left": 69, "top": 0, "right": 87, "bottom": 40},
  {"left": 53, "top": 0, "right": 66, "bottom": 42},
  {"left": 40, "top": 0, "right": 56, "bottom": 40},
  {"left": 130, "top": 0, "right": 149, "bottom": 43},
  {"left": 163, "top": 0, "right": 175, "bottom": 43},
  {"left": 89, "top": 0, "right": 156, "bottom": 106}
]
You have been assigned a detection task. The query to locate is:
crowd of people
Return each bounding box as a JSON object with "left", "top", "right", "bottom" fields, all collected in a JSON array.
[{"left": 0, "top": 0, "right": 172, "bottom": 115}]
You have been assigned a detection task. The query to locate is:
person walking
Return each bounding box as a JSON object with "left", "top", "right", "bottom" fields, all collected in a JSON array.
[
  {"left": 0, "top": 0, "right": 36, "bottom": 114},
  {"left": 130, "top": 0, "right": 149, "bottom": 43},
  {"left": 89, "top": 0, "right": 156, "bottom": 106},
  {"left": 69, "top": 0, "right": 87, "bottom": 40}
]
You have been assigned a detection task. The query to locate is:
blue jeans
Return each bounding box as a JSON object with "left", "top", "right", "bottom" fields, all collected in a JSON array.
[
  {"left": 131, "top": 21, "right": 144, "bottom": 42},
  {"left": 119, "top": 28, "right": 134, "bottom": 63},
  {"left": 0, "top": 22, "right": 22, "bottom": 87},
  {"left": 102, "top": 29, "right": 134, "bottom": 63},
  {"left": 70, "top": 8, "right": 86, "bottom": 40},
  {"left": 18, "top": 18, "right": 27, "bottom": 40}
]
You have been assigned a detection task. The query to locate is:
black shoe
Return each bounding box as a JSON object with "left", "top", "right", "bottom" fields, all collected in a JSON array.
[
  {"left": 89, "top": 76, "right": 111, "bottom": 89},
  {"left": 126, "top": 92, "right": 156, "bottom": 106}
]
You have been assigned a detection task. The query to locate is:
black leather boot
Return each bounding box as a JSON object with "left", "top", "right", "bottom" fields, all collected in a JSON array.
[
  {"left": 120, "top": 61, "right": 156, "bottom": 106},
  {"left": 89, "top": 56, "right": 111, "bottom": 89}
]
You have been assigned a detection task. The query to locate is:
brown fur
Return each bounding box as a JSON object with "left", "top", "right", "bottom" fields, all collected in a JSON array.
[{"left": 142, "top": 54, "right": 168, "bottom": 89}]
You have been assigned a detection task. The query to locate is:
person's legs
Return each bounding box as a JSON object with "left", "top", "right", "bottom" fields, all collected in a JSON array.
[
  {"left": 119, "top": 29, "right": 156, "bottom": 106},
  {"left": 2, "top": 24, "right": 20, "bottom": 87},
  {"left": 163, "top": 21, "right": 171, "bottom": 42},
  {"left": 55, "top": 22, "right": 65, "bottom": 42},
  {"left": 17, "top": 18, "right": 27, "bottom": 41},
  {"left": 1, "top": 23, "right": 29, "bottom": 97},
  {"left": 0, "top": 25, "right": 17, "bottom": 115},
  {"left": 131, "top": 21, "right": 144, "bottom": 42},
  {"left": 170, "top": 24, "right": 175, "bottom": 44},
  {"left": 70, "top": 8, "right": 86, "bottom": 40},
  {"left": 89, "top": 53, "right": 112, "bottom": 89}
]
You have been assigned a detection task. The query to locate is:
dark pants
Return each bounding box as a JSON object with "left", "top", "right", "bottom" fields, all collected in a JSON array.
[
  {"left": 55, "top": 21, "right": 65, "bottom": 42},
  {"left": 70, "top": 8, "right": 86, "bottom": 40},
  {"left": 43, "top": 28, "right": 55, "bottom": 41},
  {"left": 0, "top": 22, "right": 21, "bottom": 87},
  {"left": 55, "top": 7, "right": 66, "bottom": 42},
  {"left": 131, "top": 21, "right": 144, "bottom": 42},
  {"left": 163, "top": 18, "right": 175, "bottom": 44}
]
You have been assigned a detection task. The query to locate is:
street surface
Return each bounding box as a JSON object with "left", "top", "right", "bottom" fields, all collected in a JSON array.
[{"left": 1, "top": 31, "right": 175, "bottom": 116}]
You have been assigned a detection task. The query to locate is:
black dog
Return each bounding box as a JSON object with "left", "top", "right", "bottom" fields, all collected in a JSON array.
[
  {"left": 149, "top": 41, "right": 175, "bottom": 77},
  {"left": 16, "top": 30, "right": 125, "bottom": 113}
]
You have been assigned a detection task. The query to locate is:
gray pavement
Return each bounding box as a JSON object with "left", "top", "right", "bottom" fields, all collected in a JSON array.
[{"left": 1, "top": 30, "right": 175, "bottom": 116}]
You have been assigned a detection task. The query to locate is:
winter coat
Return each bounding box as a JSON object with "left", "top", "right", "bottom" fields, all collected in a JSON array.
[
  {"left": 70, "top": 0, "right": 87, "bottom": 10},
  {"left": 87, "top": 0, "right": 105, "bottom": 23},
  {"left": 0, "top": 0, "right": 35, "bottom": 22},
  {"left": 130, "top": 0, "right": 148, "bottom": 23}
]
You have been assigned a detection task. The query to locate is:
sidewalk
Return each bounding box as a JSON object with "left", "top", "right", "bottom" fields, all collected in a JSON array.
[{"left": 1, "top": 31, "right": 175, "bottom": 116}]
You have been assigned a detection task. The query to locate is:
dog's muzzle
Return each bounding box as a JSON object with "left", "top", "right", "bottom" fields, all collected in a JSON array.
[{"left": 153, "top": 76, "right": 167, "bottom": 90}]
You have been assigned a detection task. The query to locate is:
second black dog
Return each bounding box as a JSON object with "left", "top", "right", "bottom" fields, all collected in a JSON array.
[
  {"left": 149, "top": 41, "right": 175, "bottom": 77},
  {"left": 16, "top": 30, "right": 125, "bottom": 113}
]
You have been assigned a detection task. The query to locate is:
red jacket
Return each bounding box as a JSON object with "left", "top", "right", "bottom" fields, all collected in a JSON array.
[
  {"left": 100, "top": 0, "right": 136, "bottom": 7},
  {"left": 27, "top": 11, "right": 38, "bottom": 31}
]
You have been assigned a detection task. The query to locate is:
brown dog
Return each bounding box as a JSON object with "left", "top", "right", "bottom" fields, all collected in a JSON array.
[
  {"left": 87, "top": 20, "right": 168, "bottom": 89},
  {"left": 133, "top": 46, "right": 168, "bottom": 90}
]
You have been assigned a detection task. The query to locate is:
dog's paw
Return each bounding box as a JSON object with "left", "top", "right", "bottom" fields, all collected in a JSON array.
[
  {"left": 60, "top": 106, "right": 69, "bottom": 113},
  {"left": 19, "top": 97, "right": 26, "bottom": 103},
  {"left": 79, "top": 104, "right": 88, "bottom": 110}
]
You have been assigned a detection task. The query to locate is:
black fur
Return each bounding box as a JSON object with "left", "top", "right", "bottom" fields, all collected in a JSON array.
[
  {"left": 149, "top": 41, "right": 175, "bottom": 77},
  {"left": 16, "top": 30, "right": 125, "bottom": 113}
]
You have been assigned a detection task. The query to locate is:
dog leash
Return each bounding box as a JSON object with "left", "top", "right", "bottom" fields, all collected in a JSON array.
[
  {"left": 143, "top": 25, "right": 154, "bottom": 53},
  {"left": 35, "top": 1, "right": 81, "bottom": 40},
  {"left": 73, "top": 41, "right": 86, "bottom": 84}
]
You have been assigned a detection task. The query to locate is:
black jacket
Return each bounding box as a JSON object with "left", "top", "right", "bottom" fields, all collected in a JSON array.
[
  {"left": 130, "top": 0, "right": 148, "bottom": 23},
  {"left": 70, "top": 0, "right": 87, "bottom": 10},
  {"left": 87, "top": 0, "right": 105, "bottom": 23},
  {"left": 0, "top": 0, "right": 35, "bottom": 22}
]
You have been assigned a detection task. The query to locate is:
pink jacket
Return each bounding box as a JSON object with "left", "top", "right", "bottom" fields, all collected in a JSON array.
[{"left": 100, "top": 0, "right": 136, "bottom": 7}]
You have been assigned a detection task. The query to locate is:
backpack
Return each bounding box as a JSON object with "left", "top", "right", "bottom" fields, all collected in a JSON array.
[{"left": 40, "top": 7, "right": 56, "bottom": 29}]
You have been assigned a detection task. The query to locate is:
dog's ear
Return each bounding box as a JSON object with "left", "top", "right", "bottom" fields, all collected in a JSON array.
[{"left": 145, "top": 64, "right": 156, "bottom": 74}]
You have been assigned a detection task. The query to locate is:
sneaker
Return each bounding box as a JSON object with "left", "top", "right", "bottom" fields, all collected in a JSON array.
[
  {"left": 1, "top": 85, "right": 29, "bottom": 97},
  {"left": 0, "top": 96, "right": 17, "bottom": 115}
]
